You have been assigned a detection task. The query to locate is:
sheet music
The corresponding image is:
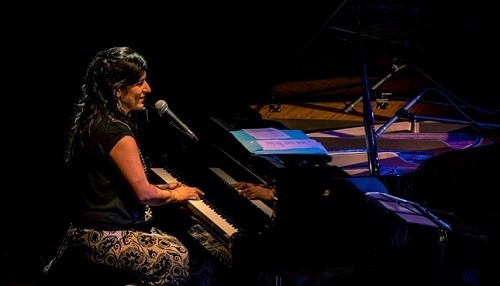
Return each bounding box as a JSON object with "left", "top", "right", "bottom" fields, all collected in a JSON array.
[
  {"left": 231, "top": 129, "right": 328, "bottom": 154},
  {"left": 242, "top": 127, "right": 291, "bottom": 139},
  {"left": 257, "top": 139, "right": 325, "bottom": 151},
  {"left": 365, "top": 192, "right": 451, "bottom": 230}
]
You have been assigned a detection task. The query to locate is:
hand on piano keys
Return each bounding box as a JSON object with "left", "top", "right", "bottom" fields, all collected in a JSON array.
[
  {"left": 156, "top": 182, "right": 182, "bottom": 190},
  {"left": 156, "top": 180, "right": 205, "bottom": 202},
  {"left": 208, "top": 168, "right": 274, "bottom": 217},
  {"left": 231, "top": 182, "right": 276, "bottom": 201},
  {"left": 150, "top": 166, "right": 276, "bottom": 249},
  {"left": 150, "top": 167, "right": 239, "bottom": 246}
]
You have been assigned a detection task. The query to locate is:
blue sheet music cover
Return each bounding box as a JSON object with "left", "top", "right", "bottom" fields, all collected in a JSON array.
[{"left": 230, "top": 128, "right": 328, "bottom": 155}]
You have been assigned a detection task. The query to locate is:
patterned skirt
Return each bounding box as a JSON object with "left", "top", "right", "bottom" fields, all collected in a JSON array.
[{"left": 43, "top": 224, "right": 215, "bottom": 286}]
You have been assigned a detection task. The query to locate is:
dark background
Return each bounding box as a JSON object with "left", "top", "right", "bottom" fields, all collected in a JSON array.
[{"left": 3, "top": 0, "right": 499, "bottom": 278}]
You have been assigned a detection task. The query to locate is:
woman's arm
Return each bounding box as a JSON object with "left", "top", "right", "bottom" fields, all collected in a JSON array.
[{"left": 110, "top": 135, "right": 204, "bottom": 206}]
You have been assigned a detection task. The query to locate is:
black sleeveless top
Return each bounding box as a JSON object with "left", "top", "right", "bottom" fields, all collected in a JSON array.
[{"left": 69, "top": 116, "right": 149, "bottom": 230}]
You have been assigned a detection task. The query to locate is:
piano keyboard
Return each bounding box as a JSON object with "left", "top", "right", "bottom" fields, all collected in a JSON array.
[{"left": 150, "top": 167, "right": 238, "bottom": 246}]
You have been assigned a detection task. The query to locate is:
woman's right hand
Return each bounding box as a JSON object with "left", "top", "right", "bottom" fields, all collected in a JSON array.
[{"left": 169, "top": 185, "right": 204, "bottom": 202}]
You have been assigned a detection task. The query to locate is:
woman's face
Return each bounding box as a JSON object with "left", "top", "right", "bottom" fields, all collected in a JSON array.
[{"left": 117, "top": 72, "right": 151, "bottom": 114}]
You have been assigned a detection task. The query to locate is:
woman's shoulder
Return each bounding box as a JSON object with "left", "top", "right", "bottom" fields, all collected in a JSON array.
[
  {"left": 100, "top": 116, "right": 134, "bottom": 135},
  {"left": 94, "top": 116, "right": 135, "bottom": 149},
  {"left": 106, "top": 115, "right": 132, "bottom": 129}
]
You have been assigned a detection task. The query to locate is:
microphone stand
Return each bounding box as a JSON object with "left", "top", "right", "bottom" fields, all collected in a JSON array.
[
  {"left": 354, "top": 0, "right": 380, "bottom": 176},
  {"left": 375, "top": 89, "right": 427, "bottom": 137},
  {"left": 343, "top": 63, "right": 406, "bottom": 113},
  {"left": 374, "top": 86, "right": 500, "bottom": 137},
  {"left": 408, "top": 114, "right": 500, "bottom": 129},
  {"left": 168, "top": 121, "right": 199, "bottom": 143}
]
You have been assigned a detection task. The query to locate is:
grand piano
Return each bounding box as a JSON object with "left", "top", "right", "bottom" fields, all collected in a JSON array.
[{"left": 136, "top": 1, "right": 500, "bottom": 285}]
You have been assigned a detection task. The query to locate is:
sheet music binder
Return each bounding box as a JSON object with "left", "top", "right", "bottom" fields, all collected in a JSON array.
[
  {"left": 230, "top": 128, "right": 328, "bottom": 155},
  {"left": 365, "top": 192, "right": 451, "bottom": 230}
]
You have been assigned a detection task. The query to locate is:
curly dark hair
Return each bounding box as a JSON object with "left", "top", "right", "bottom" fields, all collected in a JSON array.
[{"left": 64, "top": 47, "right": 148, "bottom": 165}]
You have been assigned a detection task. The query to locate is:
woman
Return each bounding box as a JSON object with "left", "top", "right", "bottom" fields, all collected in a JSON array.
[{"left": 43, "top": 47, "right": 212, "bottom": 286}]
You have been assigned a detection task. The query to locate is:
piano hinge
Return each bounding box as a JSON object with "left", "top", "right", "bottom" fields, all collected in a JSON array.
[{"left": 269, "top": 89, "right": 281, "bottom": 113}]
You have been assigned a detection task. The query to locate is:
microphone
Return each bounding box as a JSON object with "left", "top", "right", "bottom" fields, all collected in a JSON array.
[
  {"left": 343, "top": 63, "right": 406, "bottom": 113},
  {"left": 154, "top": 100, "right": 199, "bottom": 142},
  {"left": 375, "top": 89, "right": 427, "bottom": 137}
]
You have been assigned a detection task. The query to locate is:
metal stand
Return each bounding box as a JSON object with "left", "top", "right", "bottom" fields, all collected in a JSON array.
[{"left": 353, "top": 0, "right": 380, "bottom": 176}]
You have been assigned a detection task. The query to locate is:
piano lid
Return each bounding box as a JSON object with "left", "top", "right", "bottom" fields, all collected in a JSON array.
[
  {"left": 138, "top": 1, "right": 500, "bottom": 119},
  {"left": 34, "top": 1, "right": 497, "bottom": 124},
  {"left": 16, "top": 1, "right": 500, "bottom": 113}
]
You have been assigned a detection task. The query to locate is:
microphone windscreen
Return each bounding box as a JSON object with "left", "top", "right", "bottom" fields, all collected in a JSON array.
[{"left": 155, "top": 100, "right": 167, "bottom": 111}]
